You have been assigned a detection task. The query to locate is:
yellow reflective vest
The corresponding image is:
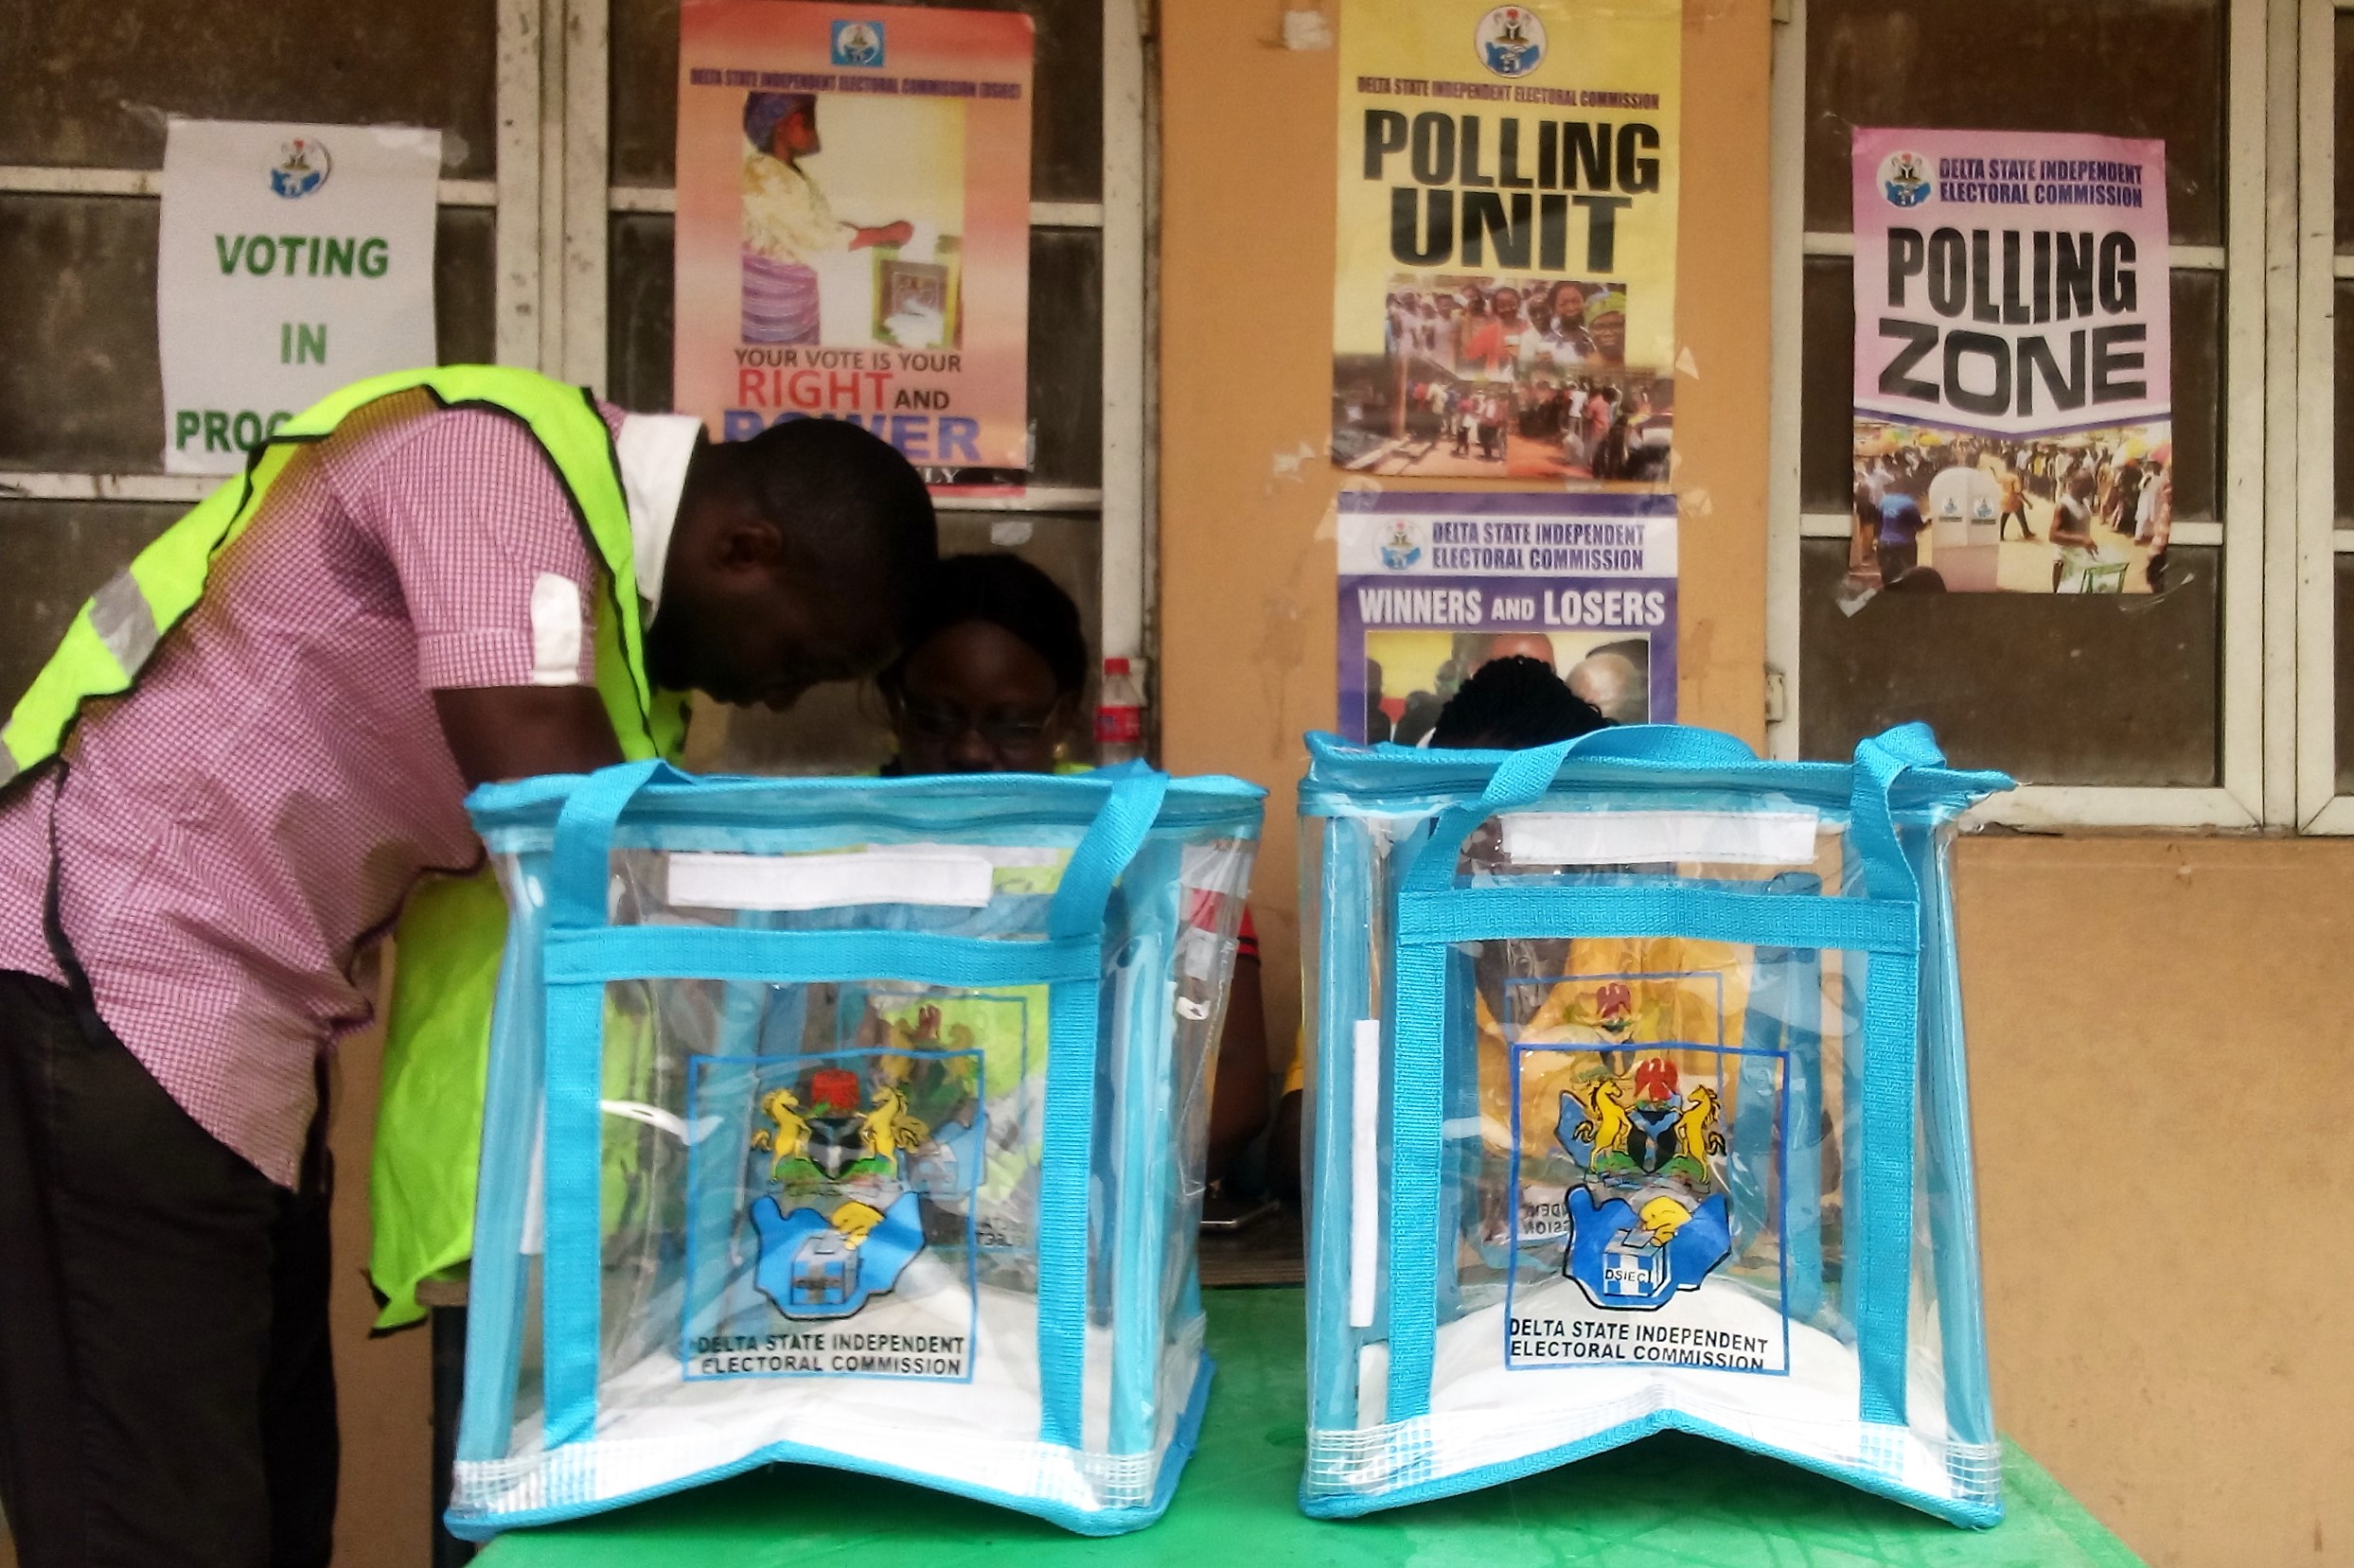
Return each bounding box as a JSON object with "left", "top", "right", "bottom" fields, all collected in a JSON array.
[{"left": 0, "top": 365, "right": 687, "bottom": 1328}]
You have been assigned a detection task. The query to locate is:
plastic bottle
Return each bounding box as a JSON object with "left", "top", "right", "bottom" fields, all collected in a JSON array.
[{"left": 1094, "top": 657, "right": 1145, "bottom": 765}]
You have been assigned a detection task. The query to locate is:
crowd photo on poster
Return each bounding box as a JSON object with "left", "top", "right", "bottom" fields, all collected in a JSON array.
[
  {"left": 1334, "top": 273, "right": 1674, "bottom": 483},
  {"left": 1364, "top": 627, "right": 1655, "bottom": 745},
  {"left": 1850, "top": 419, "right": 2172, "bottom": 599}
]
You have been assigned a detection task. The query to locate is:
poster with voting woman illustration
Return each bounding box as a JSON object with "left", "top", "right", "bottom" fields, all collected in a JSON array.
[{"left": 675, "top": 2, "right": 1034, "bottom": 490}]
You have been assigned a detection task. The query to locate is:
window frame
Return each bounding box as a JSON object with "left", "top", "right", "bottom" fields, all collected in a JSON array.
[
  {"left": 1766, "top": 0, "right": 2282, "bottom": 831},
  {"left": 0, "top": 0, "right": 1157, "bottom": 672},
  {"left": 0, "top": 0, "right": 534, "bottom": 499}
]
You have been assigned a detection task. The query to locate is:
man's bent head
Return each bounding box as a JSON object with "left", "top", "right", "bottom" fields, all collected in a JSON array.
[{"left": 651, "top": 417, "right": 936, "bottom": 710}]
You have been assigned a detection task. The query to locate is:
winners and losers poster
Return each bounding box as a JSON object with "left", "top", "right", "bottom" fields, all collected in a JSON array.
[
  {"left": 1332, "top": 1, "right": 1683, "bottom": 484},
  {"left": 1850, "top": 129, "right": 2171, "bottom": 597},
  {"left": 675, "top": 2, "right": 1033, "bottom": 489},
  {"left": 1340, "top": 491, "right": 1677, "bottom": 743}
]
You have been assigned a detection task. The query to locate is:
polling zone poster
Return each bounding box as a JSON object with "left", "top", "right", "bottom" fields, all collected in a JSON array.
[
  {"left": 1338, "top": 490, "right": 1676, "bottom": 743},
  {"left": 158, "top": 119, "right": 441, "bottom": 474},
  {"left": 1331, "top": 0, "right": 1682, "bottom": 484},
  {"left": 1850, "top": 128, "right": 2172, "bottom": 597},
  {"left": 675, "top": 1, "right": 1033, "bottom": 490}
]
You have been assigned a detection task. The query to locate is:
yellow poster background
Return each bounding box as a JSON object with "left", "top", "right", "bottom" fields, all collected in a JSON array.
[{"left": 1333, "top": 0, "right": 1683, "bottom": 484}]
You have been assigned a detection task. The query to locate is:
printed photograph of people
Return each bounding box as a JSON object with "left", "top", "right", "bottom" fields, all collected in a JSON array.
[
  {"left": 740, "top": 89, "right": 964, "bottom": 350},
  {"left": 1364, "top": 628, "right": 1652, "bottom": 746},
  {"left": 1848, "top": 419, "right": 2173, "bottom": 600},
  {"left": 1332, "top": 274, "right": 1674, "bottom": 483}
]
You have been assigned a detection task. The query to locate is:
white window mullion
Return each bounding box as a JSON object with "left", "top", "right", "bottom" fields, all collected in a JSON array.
[
  {"left": 558, "top": 0, "right": 611, "bottom": 392},
  {"left": 2259, "top": 0, "right": 2304, "bottom": 827},
  {"left": 496, "top": 0, "right": 546, "bottom": 368},
  {"left": 2297, "top": 0, "right": 2345, "bottom": 828},
  {"left": 1101, "top": 0, "right": 1151, "bottom": 666},
  {"left": 535, "top": 0, "right": 570, "bottom": 375},
  {"left": 1973, "top": 785, "right": 2256, "bottom": 832},
  {"left": 2222, "top": 0, "right": 2274, "bottom": 825},
  {"left": 0, "top": 474, "right": 214, "bottom": 503}
]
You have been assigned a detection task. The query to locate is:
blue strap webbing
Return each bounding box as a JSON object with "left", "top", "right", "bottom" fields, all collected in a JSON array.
[
  {"left": 550, "top": 758, "right": 668, "bottom": 929},
  {"left": 540, "top": 759, "right": 668, "bottom": 1448},
  {"left": 1384, "top": 935, "right": 1450, "bottom": 1421},
  {"left": 1847, "top": 724, "right": 1938, "bottom": 1429},
  {"left": 1038, "top": 963, "right": 1104, "bottom": 1449},
  {"left": 1399, "top": 727, "right": 1761, "bottom": 901},
  {"left": 544, "top": 925, "right": 1101, "bottom": 989},
  {"left": 1049, "top": 767, "right": 1170, "bottom": 937},
  {"left": 540, "top": 974, "right": 609, "bottom": 1448},
  {"left": 1038, "top": 768, "right": 1165, "bottom": 1447}
]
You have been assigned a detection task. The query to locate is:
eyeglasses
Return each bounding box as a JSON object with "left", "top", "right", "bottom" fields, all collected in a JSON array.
[{"left": 893, "top": 694, "right": 1064, "bottom": 750}]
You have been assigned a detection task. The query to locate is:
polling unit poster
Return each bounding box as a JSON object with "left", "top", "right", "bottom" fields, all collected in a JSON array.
[
  {"left": 675, "top": 1, "right": 1034, "bottom": 491},
  {"left": 157, "top": 119, "right": 441, "bottom": 474},
  {"left": 1850, "top": 129, "right": 2173, "bottom": 596},
  {"left": 1331, "top": 0, "right": 1683, "bottom": 484},
  {"left": 1338, "top": 491, "right": 1676, "bottom": 743}
]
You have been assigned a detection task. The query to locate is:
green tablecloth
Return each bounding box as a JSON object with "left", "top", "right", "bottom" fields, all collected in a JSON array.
[{"left": 478, "top": 1287, "right": 2142, "bottom": 1567}]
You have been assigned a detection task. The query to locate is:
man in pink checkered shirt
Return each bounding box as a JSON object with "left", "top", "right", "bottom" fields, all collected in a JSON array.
[{"left": 0, "top": 379, "right": 935, "bottom": 1568}]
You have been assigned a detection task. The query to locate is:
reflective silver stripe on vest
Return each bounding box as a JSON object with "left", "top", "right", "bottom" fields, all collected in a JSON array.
[
  {"left": 0, "top": 733, "right": 17, "bottom": 786},
  {"left": 88, "top": 570, "right": 162, "bottom": 678}
]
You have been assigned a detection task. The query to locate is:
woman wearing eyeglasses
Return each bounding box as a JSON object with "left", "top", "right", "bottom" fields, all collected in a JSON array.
[
  {"left": 879, "top": 552, "right": 1086, "bottom": 777},
  {"left": 877, "top": 554, "right": 1270, "bottom": 1182}
]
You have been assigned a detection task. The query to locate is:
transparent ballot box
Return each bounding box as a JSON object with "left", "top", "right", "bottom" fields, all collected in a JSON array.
[
  {"left": 446, "top": 761, "right": 1263, "bottom": 1538},
  {"left": 1295, "top": 724, "right": 2009, "bottom": 1524}
]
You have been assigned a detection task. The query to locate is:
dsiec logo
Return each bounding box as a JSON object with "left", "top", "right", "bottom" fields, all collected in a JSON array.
[
  {"left": 831, "top": 20, "right": 884, "bottom": 68},
  {"left": 269, "top": 137, "right": 331, "bottom": 200},
  {"left": 1879, "top": 150, "right": 1934, "bottom": 208},
  {"left": 1475, "top": 7, "right": 1548, "bottom": 79}
]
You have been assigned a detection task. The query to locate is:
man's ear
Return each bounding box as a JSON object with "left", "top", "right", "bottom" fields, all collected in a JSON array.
[{"left": 713, "top": 512, "right": 788, "bottom": 575}]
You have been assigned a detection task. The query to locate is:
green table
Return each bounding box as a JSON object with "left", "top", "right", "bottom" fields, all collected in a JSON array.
[{"left": 478, "top": 1287, "right": 2142, "bottom": 1567}]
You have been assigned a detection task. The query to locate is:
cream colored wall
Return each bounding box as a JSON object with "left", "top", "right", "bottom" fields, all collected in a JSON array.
[{"left": 1157, "top": 6, "right": 2349, "bottom": 1568}]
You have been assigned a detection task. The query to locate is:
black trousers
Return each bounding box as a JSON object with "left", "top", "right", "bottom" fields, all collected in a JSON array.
[{"left": 0, "top": 970, "right": 337, "bottom": 1568}]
